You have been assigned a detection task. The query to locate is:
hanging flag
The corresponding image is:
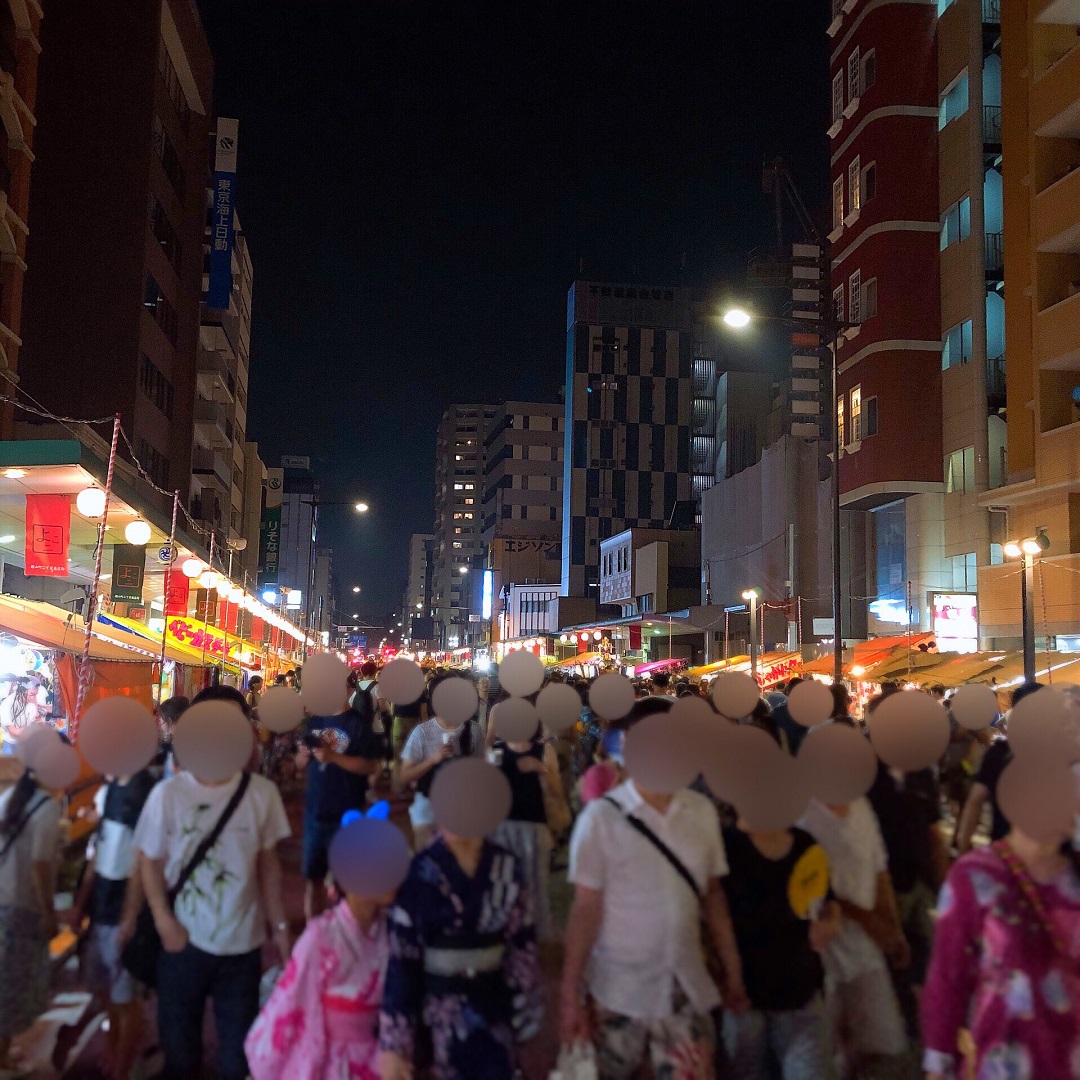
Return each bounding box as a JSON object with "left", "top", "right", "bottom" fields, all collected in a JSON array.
[
  {"left": 206, "top": 119, "right": 238, "bottom": 309},
  {"left": 111, "top": 544, "right": 145, "bottom": 603},
  {"left": 222, "top": 600, "right": 238, "bottom": 635},
  {"left": 165, "top": 573, "right": 190, "bottom": 617},
  {"left": 194, "top": 588, "right": 217, "bottom": 626},
  {"left": 24, "top": 494, "right": 71, "bottom": 577},
  {"left": 250, "top": 615, "right": 264, "bottom": 643},
  {"left": 629, "top": 625, "right": 642, "bottom": 650}
]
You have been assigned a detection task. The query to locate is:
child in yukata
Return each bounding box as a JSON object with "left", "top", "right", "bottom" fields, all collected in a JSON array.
[{"left": 245, "top": 809, "right": 399, "bottom": 1080}]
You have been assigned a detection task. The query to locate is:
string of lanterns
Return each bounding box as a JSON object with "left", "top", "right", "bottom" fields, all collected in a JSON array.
[{"left": 77, "top": 484, "right": 312, "bottom": 647}]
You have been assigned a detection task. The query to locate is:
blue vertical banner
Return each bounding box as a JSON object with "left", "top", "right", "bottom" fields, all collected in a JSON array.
[{"left": 206, "top": 118, "right": 238, "bottom": 310}]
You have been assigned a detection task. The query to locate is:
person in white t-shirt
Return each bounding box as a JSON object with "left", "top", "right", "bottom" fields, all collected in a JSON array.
[
  {"left": 136, "top": 697, "right": 292, "bottom": 1080},
  {"left": 797, "top": 795, "right": 909, "bottom": 1075},
  {"left": 560, "top": 696, "right": 748, "bottom": 1078}
]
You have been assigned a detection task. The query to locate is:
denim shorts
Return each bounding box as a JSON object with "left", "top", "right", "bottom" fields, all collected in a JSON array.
[{"left": 301, "top": 816, "right": 340, "bottom": 882}]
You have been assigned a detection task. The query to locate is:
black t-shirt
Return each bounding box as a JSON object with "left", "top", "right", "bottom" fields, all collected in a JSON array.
[
  {"left": 868, "top": 760, "right": 940, "bottom": 893},
  {"left": 721, "top": 826, "right": 828, "bottom": 1011},
  {"left": 303, "top": 709, "right": 383, "bottom": 824},
  {"left": 496, "top": 741, "right": 546, "bottom": 824},
  {"left": 974, "top": 737, "right": 1012, "bottom": 841}
]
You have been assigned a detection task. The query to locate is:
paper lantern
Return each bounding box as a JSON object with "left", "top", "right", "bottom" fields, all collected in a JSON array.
[
  {"left": 76, "top": 486, "right": 106, "bottom": 518},
  {"left": 124, "top": 519, "right": 152, "bottom": 546}
]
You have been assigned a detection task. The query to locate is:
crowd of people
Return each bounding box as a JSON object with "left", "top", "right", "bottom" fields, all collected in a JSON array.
[{"left": 0, "top": 658, "right": 1077, "bottom": 1079}]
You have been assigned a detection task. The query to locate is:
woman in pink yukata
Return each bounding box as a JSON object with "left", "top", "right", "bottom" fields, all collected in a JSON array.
[
  {"left": 245, "top": 809, "right": 406, "bottom": 1080},
  {"left": 921, "top": 804, "right": 1080, "bottom": 1080}
]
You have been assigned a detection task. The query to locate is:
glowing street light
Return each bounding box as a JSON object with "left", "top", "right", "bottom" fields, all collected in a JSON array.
[
  {"left": 354, "top": 502, "right": 369, "bottom": 514},
  {"left": 722, "top": 307, "right": 752, "bottom": 329},
  {"left": 1004, "top": 529, "right": 1050, "bottom": 682}
]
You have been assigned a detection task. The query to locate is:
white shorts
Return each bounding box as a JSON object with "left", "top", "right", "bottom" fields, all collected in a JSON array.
[{"left": 827, "top": 967, "right": 907, "bottom": 1059}]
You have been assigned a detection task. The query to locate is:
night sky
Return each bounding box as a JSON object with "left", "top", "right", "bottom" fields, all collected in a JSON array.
[{"left": 197, "top": 0, "right": 829, "bottom": 620}]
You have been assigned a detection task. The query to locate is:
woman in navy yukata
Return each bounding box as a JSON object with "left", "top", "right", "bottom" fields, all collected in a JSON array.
[{"left": 376, "top": 817, "right": 543, "bottom": 1080}]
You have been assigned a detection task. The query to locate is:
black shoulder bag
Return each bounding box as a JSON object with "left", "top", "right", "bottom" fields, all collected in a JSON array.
[
  {"left": 602, "top": 796, "right": 726, "bottom": 984},
  {"left": 122, "top": 772, "right": 251, "bottom": 987}
]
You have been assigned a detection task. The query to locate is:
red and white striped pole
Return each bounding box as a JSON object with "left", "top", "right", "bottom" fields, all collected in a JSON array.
[
  {"left": 73, "top": 413, "right": 121, "bottom": 742},
  {"left": 156, "top": 490, "right": 180, "bottom": 707}
]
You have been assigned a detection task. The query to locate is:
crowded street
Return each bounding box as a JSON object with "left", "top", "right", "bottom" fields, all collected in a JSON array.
[{"left": 1, "top": 0, "right": 1079, "bottom": 1076}]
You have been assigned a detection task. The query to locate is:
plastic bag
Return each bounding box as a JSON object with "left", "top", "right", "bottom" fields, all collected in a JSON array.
[{"left": 548, "top": 1042, "right": 599, "bottom": 1080}]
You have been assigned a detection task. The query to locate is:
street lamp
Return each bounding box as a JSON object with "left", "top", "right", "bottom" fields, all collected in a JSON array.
[
  {"left": 724, "top": 305, "right": 852, "bottom": 685},
  {"left": 354, "top": 502, "right": 369, "bottom": 514},
  {"left": 1004, "top": 529, "right": 1049, "bottom": 683},
  {"left": 742, "top": 588, "right": 762, "bottom": 681}
]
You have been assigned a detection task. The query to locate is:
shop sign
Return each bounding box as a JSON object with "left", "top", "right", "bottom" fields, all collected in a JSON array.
[
  {"left": 194, "top": 588, "right": 217, "bottom": 626},
  {"left": 258, "top": 506, "right": 281, "bottom": 585},
  {"left": 24, "top": 494, "right": 70, "bottom": 577},
  {"left": 931, "top": 593, "right": 978, "bottom": 653},
  {"left": 166, "top": 617, "right": 237, "bottom": 658},
  {"left": 157, "top": 544, "right": 177, "bottom": 564},
  {"left": 758, "top": 658, "right": 800, "bottom": 686},
  {"left": 111, "top": 544, "right": 145, "bottom": 603},
  {"left": 165, "top": 574, "right": 190, "bottom": 617},
  {"left": 206, "top": 119, "right": 238, "bottom": 309}
]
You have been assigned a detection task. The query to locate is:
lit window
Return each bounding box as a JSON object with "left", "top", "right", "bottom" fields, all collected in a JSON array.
[
  {"left": 942, "top": 320, "right": 973, "bottom": 370},
  {"left": 850, "top": 385, "right": 862, "bottom": 443},
  {"left": 837, "top": 397, "right": 845, "bottom": 448},
  {"left": 945, "top": 446, "right": 975, "bottom": 494},
  {"left": 939, "top": 71, "right": 969, "bottom": 130},
  {"left": 940, "top": 196, "right": 971, "bottom": 249},
  {"left": 848, "top": 155, "right": 861, "bottom": 215}
]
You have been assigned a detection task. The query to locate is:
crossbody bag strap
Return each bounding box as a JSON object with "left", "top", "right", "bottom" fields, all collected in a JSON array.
[
  {"left": 0, "top": 792, "right": 49, "bottom": 863},
  {"left": 168, "top": 772, "right": 251, "bottom": 905},
  {"left": 602, "top": 796, "right": 701, "bottom": 899}
]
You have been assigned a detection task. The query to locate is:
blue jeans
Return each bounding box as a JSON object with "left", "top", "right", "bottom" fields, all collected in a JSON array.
[
  {"left": 722, "top": 994, "right": 834, "bottom": 1080},
  {"left": 157, "top": 942, "right": 261, "bottom": 1080}
]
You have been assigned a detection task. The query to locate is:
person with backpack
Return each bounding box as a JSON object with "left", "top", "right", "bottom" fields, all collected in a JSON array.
[
  {"left": 295, "top": 684, "right": 384, "bottom": 921},
  {"left": 69, "top": 767, "right": 156, "bottom": 1078}
]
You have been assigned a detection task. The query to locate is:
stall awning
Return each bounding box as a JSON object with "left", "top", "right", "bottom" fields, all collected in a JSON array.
[
  {"left": 634, "top": 657, "right": 687, "bottom": 677},
  {"left": 686, "top": 656, "right": 751, "bottom": 678},
  {"left": 556, "top": 652, "right": 602, "bottom": 670}
]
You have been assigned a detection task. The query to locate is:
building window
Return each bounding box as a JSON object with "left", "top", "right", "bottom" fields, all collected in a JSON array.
[
  {"left": 862, "top": 162, "right": 877, "bottom": 202},
  {"left": 848, "top": 155, "right": 861, "bottom": 216},
  {"left": 151, "top": 115, "right": 185, "bottom": 204},
  {"left": 940, "top": 196, "right": 971, "bottom": 249},
  {"left": 945, "top": 445, "right": 975, "bottom": 494},
  {"left": 864, "top": 395, "right": 879, "bottom": 437},
  {"left": 863, "top": 277, "right": 878, "bottom": 321},
  {"left": 832, "top": 176, "right": 844, "bottom": 231},
  {"left": 850, "top": 385, "right": 862, "bottom": 443},
  {"left": 157, "top": 40, "right": 191, "bottom": 131},
  {"left": 847, "top": 47, "right": 861, "bottom": 102},
  {"left": 950, "top": 551, "right": 977, "bottom": 590},
  {"left": 138, "top": 353, "right": 174, "bottom": 418},
  {"left": 939, "top": 70, "right": 969, "bottom": 130},
  {"left": 135, "top": 437, "right": 170, "bottom": 489},
  {"left": 848, "top": 268, "right": 861, "bottom": 326},
  {"left": 837, "top": 397, "right": 845, "bottom": 449},
  {"left": 831, "top": 70, "right": 844, "bottom": 124},
  {"left": 861, "top": 50, "right": 876, "bottom": 94},
  {"left": 143, "top": 275, "right": 178, "bottom": 346},
  {"left": 148, "top": 195, "right": 182, "bottom": 275},
  {"left": 833, "top": 284, "right": 845, "bottom": 325},
  {"left": 942, "top": 320, "right": 973, "bottom": 370}
]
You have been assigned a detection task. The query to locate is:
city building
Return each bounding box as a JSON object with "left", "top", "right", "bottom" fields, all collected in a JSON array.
[
  {"left": 240, "top": 441, "right": 267, "bottom": 586},
  {"left": 495, "top": 582, "right": 561, "bottom": 656},
  {"left": 482, "top": 400, "right": 563, "bottom": 645},
  {"left": 313, "top": 547, "right": 333, "bottom": 643},
  {"left": 978, "top": 0, "right": 1080, "bottom": 648},
  {"left": 825, "top": 0, "right": 1003, "bottom": 645},
  {"left": 431, "top": 404, "right": 496, "bottom": 649},
  {"left": 191, "top": 120, "right": 255, "bottom": 555},
  {"left": 562, "top": 281, "right": 706, "bottom": 599},
  {"left": 599, "top": 526, "right": 701, "bottom": 619},
  {"left": 402, "top": 531, "right": 433, "bottom": 620},
  {"left": 19, "top": 0, "right": 214, "bottom": 505},
  {"left": 275, "top": 456, "right": 317, "bottom": 626},
  {"left": 0, "top": 0, "right": 44, "bottom": 439}
]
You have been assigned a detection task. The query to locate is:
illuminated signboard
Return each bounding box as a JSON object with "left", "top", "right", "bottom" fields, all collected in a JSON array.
[
  {"left": 931, "top": 592, "right": 978, "bottom": 653},
  {"left": 482, "top": 570, "right": 494, "bottom": 621}
]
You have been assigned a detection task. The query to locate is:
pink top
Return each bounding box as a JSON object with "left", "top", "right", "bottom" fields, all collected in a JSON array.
[
  {"left": 921, "top": 846, "right": 1080, "bottom": 1079},
  {"left": 245, "top": 902, "right": 388, "bottom": 1080},
  {"left": 579, "top": 761, "right": 620, "bottom": 804}
]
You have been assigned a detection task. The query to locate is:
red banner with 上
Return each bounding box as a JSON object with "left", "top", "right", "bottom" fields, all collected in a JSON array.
[
  {"left": 165, "top": 574, "right": 190, "bottom": 616},
  {"left": 24, "top": 494, "right": 70, "bottom": 577}
]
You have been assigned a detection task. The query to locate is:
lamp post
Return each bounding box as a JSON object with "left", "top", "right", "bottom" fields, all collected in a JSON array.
[
  {"left": 742, "top": 588, "right": 761, "bottom": 681},
  {"left": 297, "top": 497, "right": 370, "bottom": 655},
  {"left": 723, "top": 306, "right": 853, "bottom": 685},
  {"left": 1003, "top": 530, "right": 1049, "bottom": 683}
]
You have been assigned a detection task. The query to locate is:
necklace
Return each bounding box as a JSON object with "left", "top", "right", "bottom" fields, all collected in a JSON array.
[{"left": 992, "top": 840, "right": 1069, "bottom": 958}]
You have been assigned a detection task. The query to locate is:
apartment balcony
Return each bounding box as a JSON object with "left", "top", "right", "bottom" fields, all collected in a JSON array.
[
  {"left": 193, "top": 398, "right": 231, "bottom": 450},
  {"left": 192, "top": 446, "right": 231, "bottom": 491},
  {"left": 1032, "top": 40, "right": 1080, "bottom": 139},
  {"left": 196, "top": 347, "right": 235, "bottom": 403},
  {"left": 985, "top": 232, "right": 1004, "bottom": 280},
  {"left": 1035, "top": 162, "right": 1080, "bottom": 254},
  {"left": 1035, "top": 289, "right": 1080, "bottom": 370},
  {"left": 983, "top": 105, "right": 1002, "bottom": 148},
  {"left": 982, "top": 0, "right": 1000, "bottom": 21}
]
